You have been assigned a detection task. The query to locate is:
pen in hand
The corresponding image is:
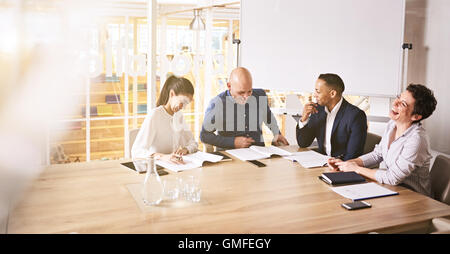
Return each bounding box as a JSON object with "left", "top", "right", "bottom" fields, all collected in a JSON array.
[{"left": 173, "top": 146, "right": 185, "bottom": 164}]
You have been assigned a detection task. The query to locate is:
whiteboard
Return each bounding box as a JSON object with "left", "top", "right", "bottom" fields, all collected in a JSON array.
[{"left": 240, "top": 0, "right": 405, "bottom": 97}]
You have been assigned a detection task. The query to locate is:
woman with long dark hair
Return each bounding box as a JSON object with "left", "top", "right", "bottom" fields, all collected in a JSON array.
[{"left": 132, "top": 75, "right": 197, "bottom": 164}]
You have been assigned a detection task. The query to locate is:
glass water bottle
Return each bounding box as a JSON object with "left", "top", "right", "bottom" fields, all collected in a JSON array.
[{"left": 142, "top": 156, "right": 163, "bottom": 206}]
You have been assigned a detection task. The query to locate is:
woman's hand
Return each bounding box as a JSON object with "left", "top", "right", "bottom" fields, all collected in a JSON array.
[
  {"left": 174, "top": 147, "right": 189, "bottom": 156},
  {"left": 156, "top": 153, "right": 185, "bottom": 165},
  {"left": 335, "top": 161, "right": 360, "bottom": 173},
  {"left": 171, "top": 147, "right": 189, "bottom": 164},
  {"left": 327, "top": 157, "right": 342, "bottom": 171}
]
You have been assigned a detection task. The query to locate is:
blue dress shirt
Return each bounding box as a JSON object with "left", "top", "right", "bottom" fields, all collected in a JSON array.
[{"left": 200, "top": 89, "right": 281, "bottom": 149}]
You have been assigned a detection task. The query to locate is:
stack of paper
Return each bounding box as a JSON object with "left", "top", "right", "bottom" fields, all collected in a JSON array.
[
  {"left": 284, "top": 150, "right": 329, "bottom": 168},
  {"left": 226, "top": 146, "right": 292, "bottom": 161},
  {"left": 331, "top": 182, "right": 399, "bottom": 201}
]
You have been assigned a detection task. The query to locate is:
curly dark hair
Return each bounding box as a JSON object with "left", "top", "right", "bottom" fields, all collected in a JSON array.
[{"left": 406, "top": 84, "right": 437, "bottom": 123}]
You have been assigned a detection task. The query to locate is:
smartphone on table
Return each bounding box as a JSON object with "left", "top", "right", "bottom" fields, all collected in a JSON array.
[{"left": 341, "top": 201, "right": 371, "bottom": 210}]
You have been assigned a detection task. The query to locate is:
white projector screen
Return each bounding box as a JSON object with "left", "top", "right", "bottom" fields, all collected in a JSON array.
[{"left": 240, "top": 0, "right": 405, "bottom": 97}]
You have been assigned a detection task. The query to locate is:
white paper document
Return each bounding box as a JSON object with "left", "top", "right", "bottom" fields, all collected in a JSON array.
[
  {"left": 284, "top": 150, "right": 330, "bottom": 168},
  {"left": 225, "top": 146, "right": 292, "bottom": 161},
  {"left": 331, "top": 182, "right": 399, "bottom": 201},
  {"left": 156, "top": 151, "right": 223, "bottom": 172}
]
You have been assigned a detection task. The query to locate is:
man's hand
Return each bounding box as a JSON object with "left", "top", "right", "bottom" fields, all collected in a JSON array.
[
  {"left": 301, "top": 102, "right": 319, "bottom": 122},
  {"left": 234, "top": 136, "right": 255, "bottom": 148},
  {"left": 272, "top": 134, "right": 289, "bottom": 146},
  {"left": 301, "top": 100, "right": 318, "bottom": 122}
]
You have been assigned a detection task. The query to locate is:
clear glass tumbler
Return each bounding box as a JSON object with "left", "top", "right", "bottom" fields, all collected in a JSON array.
[
  {"left": 163, "top": 177, "right": 180, "bottom": 201},
  {"left": 182, "top": 175, "right": 201, "bottom": 203}
]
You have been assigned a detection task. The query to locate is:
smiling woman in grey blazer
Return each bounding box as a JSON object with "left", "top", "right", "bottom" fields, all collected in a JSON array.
[{"left": 328, "top": 84, "right": 437, "bottom": 196}]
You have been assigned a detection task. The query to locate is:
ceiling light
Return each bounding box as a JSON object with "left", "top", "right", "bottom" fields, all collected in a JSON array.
[{"left": 189, "top": 9, "right": 205, "bottom": 30}]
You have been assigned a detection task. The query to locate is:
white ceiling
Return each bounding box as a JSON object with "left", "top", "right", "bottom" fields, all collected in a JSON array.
[
  {"left": 92, "top": 0, "right": 240, "bottom": 19},
  {"left": 99, "top": 0, "right": 197, "bottom": 3},
  {"left": 101, "top": 0, "right": 238, "bottom": 6}
]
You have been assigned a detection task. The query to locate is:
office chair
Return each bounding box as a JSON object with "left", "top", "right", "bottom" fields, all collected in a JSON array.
[
  {"left": 430, "top": 154, "right": 450, "bottom": 205},
  {"left": 363, "top": 132, "right": 382, "bottom": 155},
  {"left": 129, "top": 128, "right": 140, "bottom": 156},
  {"left": 430, "top": 217, "right": 450, "bottom": 234}
]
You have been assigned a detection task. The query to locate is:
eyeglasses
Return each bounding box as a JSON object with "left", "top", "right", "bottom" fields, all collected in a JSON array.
[{"left": 395, "top": 95, "right": 408, "bottom": 109}]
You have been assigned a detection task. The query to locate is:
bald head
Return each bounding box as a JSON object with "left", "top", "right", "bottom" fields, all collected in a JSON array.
[
  {"left": 229, "top": 67, "right": 252, "bottom": 86},
  {"left": 227, "top": 67, "right": 253, "bottom": 104}
]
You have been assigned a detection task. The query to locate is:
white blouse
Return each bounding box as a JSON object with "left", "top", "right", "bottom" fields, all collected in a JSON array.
[
  {"left": 131, "top": 106, "right": 198, "bottom": 159},
  {"left": 359, "top": 120, "right": 432, "bottom": 196}
]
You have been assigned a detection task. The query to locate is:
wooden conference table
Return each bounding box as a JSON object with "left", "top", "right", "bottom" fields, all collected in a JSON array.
[{"left": 7, "top": 146, "right": 450, "bottom": 234}]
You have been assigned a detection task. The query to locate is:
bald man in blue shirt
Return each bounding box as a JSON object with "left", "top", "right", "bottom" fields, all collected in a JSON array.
[{"left": 200, "top": 67, "right": 289, "bottom": 150}]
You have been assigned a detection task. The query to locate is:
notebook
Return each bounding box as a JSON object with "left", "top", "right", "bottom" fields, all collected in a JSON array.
[
  {"left": 320, "top": 171, "right": 366, "bottom": 185},
  {"left": 284, "top": 150, "right": 330, "bottom": 168},
  {"left": 155, "top": 151, "right": 224, "bottom": 172},
  {"left": 225, "top": 146, "right": 292, "bottom": 161},
  {"left": 331, "top": 182, "right": 399, "bottom": 201}
]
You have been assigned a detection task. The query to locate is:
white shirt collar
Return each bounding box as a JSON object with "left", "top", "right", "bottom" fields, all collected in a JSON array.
[{"left": 325, "top": 97, "right": 343, "bottom": 115}]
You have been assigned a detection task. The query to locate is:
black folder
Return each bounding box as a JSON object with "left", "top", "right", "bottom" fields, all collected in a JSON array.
[{"left": 320, "top": 171, "right": 366, "bottom": 185}]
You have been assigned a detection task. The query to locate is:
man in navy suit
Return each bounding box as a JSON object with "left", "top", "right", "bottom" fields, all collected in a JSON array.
[{"left": 296, "top": 73, "right": 367, "bottom": 161}]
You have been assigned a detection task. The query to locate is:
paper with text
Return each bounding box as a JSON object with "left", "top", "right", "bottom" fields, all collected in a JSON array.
[
  {"left": 250, "top": 145, "right": 292, "bottom": 157},
  {"left": 225, "top": 147, "right": 268, "bottom": 161},
  {"left": 284, "top": 150, "right": 329, "bottom": 168},
  {"left": 156, "top": 151, "right": 223, "bottom": 172},
  {"left": 331, "top": 182, "right": 399, "bottom": 201},
  {"left": 226, "top": 146, "right": 292, "bottom": 161}
]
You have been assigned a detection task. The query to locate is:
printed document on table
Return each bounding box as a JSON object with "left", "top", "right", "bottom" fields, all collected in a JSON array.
[
  {"left": 184, "top": 151, "right": 223, "bottom": 163},
  {"left": 225, "top": 147, "right": 268, "bottom": 161},
  {"left": 226, "top": 146, "right": 292, "bottom": 161},
  {"left": 331, "top": 182, "right": 399, "bottom": 201},
  {"left": 284, "top": 150, "right": 330, "bottom": 168},
  {"left": 249, "top": 145, "right": 292, "bottom": 157},
  {"left": 156, "top": 151, "right": 223, "bottom": 172}
]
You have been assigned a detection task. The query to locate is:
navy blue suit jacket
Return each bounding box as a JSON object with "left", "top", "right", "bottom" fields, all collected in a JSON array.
[{"left": 296, "top": 98, "right": 367, "bottom": 161}]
